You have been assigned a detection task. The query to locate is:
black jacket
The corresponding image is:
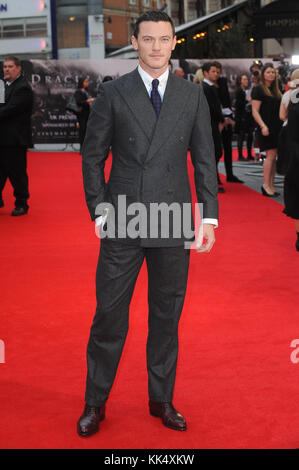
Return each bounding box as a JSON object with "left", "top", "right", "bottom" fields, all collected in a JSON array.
[
  {"left": 74, "top": 89, "right": 90, "bottom": 122},
  {"left": 202, "top": 81, "right": 223, "bottom": 160},
  {"left": 0, "top": 75, "right": 33, "bottom": 148},
  {"left": 82, "top": 69, "right": 218, "bottom": 246}
]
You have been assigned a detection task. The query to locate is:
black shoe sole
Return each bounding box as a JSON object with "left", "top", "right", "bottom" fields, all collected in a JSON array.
[
  {"left": 77, "top": 414, "right": 105, "bottom": 437},
  {"left": 150, "top": 411, "right": 187, "bottom": 431},
  {"left": 11, "top": 209, "right": 29, "bottom": 216},
  {"left": 77, "top": 425, "right": 100, "bottom": 437}
]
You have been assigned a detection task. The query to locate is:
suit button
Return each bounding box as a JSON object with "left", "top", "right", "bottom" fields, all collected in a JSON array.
[
  {"left": 167, "top": 189, "right": 174, "bottom": 194},
  {"left": 143, "top": 165, "right": 148, "bottom": 170},
  {"left": 179, "top": 136, "right": 184, "bottom": 143},
  {"left": 129, "top": 137, "right": 135, "bottom": 143}
]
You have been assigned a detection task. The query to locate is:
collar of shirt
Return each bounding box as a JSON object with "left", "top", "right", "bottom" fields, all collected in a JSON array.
[
  {"left": 138, "top": 65, "right": 169, "bottom": 101},
  {"left": 203, "top": 78, "right": 215, "bottom": 87},
  {"left": 6, "top": 74, "right": 21, "bottom": 86}
]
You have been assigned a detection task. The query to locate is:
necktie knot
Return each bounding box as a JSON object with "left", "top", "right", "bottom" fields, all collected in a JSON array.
[{"left": 152, "top": 79, "right": 159, "bottom": 90}]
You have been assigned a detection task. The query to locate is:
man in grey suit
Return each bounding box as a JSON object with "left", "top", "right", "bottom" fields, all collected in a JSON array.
[{"left": 77, "top": 10, "right": 218, "bottom": 437}]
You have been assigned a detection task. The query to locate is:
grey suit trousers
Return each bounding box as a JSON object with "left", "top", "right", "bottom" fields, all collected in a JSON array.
[{"left": 85, "top": 239, "right": 190, "bottom": 406}]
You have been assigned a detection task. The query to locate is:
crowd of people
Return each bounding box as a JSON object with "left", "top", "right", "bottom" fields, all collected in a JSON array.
[
  {"left": 0, "top": 52, "right": 298, "bottom": 251},
  {"left": 193, "top": 59, "right": 299, "bottom": 251}
]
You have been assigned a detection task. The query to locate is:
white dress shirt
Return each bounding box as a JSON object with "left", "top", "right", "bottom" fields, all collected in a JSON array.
[{"left": 96, "top": 66, "right": 218, "bottom": 229}]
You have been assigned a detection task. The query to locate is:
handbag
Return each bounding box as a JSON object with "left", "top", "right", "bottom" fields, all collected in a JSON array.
[{"left": 66, "top": 95, "right": 82, "bottom": 114}]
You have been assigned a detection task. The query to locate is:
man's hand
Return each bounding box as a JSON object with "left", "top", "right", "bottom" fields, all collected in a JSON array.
[
  {"left": 95, "top": 224, "right": 101, "bottom": 238},
  {"left": 94, "top": 210, "right": 109, "bottom": 239},
  {"left": 195, "top": 223, "right": 215, "bottom": 253}
]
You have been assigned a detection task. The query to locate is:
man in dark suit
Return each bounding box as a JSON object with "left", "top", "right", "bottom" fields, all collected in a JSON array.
[
  {"left": 213, "top": 61, "right": 244, "bottom": 182},
  {"left": 202, "top": 62, "right": 225, "bottom": 193},
  {"left": 0, "top": 56, "right": 33, "bottom": 215},
  {"left": 78, "top": 10, "right": 218, "bottom": 437}
]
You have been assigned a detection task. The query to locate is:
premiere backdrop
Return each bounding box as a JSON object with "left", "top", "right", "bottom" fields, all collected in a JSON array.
[{"left": 0, "top": 58, "right": 290, "bottom": 145}]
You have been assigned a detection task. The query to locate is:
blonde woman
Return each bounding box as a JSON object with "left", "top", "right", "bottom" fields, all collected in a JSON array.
[
  {"left": 251, "top": 63, "right": 282, "bottom": 197},
  {"left": 193, "top": 67, "right": 204, "bottom": 84}
]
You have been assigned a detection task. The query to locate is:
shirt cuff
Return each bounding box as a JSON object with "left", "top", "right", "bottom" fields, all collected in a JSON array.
[{"left": 202, "top": 218, "right": 218, "bottom": 228}]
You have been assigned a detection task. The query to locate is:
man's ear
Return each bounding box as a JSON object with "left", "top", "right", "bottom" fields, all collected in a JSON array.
[
  {"left": 172, "top": 35, "right": 177, "bottom": 51},
  {"left": 131, "top": 35, "right": 138, "bottom": 51}
]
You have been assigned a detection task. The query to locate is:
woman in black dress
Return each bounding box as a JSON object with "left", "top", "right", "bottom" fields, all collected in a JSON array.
[
  {"left": 283, "top": 91, "right": 299, "bottom": 251},
  {"left": 75, "top": 77, "right": 94, "bottom": 152},
  {"left": 251, "top": 63, "right": 282, "bottom": 197},
  {"left": 234, "top": 73, "right": 255, "bottom": 161}
]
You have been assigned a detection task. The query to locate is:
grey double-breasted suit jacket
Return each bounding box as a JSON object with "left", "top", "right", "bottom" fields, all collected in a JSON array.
[{"left": 82, "top": 68, "right": 218, "bottom": 247}]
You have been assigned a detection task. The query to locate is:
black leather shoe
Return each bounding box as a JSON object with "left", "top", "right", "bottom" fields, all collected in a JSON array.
[
  {"left": 77, "top": 404, "right": 105, "bottom": 437},
  {"left": 149, "top": 401, "right": 187, "bottom": 431},
  {"left": 227, "top": 175, "right": 244, "bottom": 183},
  {"left": 0, "top": 199, "right": 4, "bottom": 208},
  {"left": 296, "top": 240, "right": 299, "bottom": 252},
  {"left": 11, "top": 207, "right": 28, "bottom": 216}
]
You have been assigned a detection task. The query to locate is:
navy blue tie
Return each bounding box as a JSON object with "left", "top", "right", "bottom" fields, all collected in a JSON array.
[{"left": 150, "top": 79, "right": 161, "bottom": 118}]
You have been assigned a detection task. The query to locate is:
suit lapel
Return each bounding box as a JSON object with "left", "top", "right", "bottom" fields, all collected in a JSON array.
[
  {"left": 116, "top": 68, "right": 157, "bottom": 142},
  {"left": 115, "top": 69, "right": 192, "bottom": 163},
  {"left": 145, "top": 73, "right": 191, "bottom": 163}
]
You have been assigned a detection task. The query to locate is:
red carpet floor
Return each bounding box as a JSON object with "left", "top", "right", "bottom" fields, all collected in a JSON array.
[{"left": 0, "top": 151, "right": 298, "bottom": 449}]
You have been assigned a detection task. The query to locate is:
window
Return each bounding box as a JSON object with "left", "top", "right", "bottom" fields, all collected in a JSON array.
[
  {"left": 1, "top": 19, "right": 24, "bottom": 38},
  {"left": 129, "top": 0, "right": 137, "bottom": 5},
  {"left": 25, "top": 18, "right": 48, "bottom": 37},
  {"left": 3, "top": 24, "right": 24, "bottom": 38},
  {"left": 57, "top": 15, "right": 87, "bottom": 49},
  {"left": 143, "top": 0, "right": 150, "bottom": 6},
  {"left": 0, "top": 17, "right": 48, "bottom": 39}
]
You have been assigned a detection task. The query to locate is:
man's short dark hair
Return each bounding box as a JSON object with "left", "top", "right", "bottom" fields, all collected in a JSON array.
[
  {"left": 202, "top": 62, "right": 215, "bottom": 73},
  {"left": 4, "top": 56, "right": 21, "bottom": 67},
  {"left": 212, "top": 61, "right": 222, "bottom": 70},
  {"left": 133, "top": 10, "right": 175, "bottom": 38}
]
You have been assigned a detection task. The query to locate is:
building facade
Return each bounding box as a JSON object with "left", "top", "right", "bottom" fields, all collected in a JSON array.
[
  {"left": 0, "top": 0, "right": 52, "bottom": 60},
  {"left": 1, "top": 1, "right": 298, "bottom": 61}
]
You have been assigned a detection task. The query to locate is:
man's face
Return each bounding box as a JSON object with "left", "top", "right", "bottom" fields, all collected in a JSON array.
[
  {"left": 175, "top": 68, "right": 185, "bottom": 78},
  {"left": 215, "top": 67, "right": 221, "bottom": 80},
  {"left": 131, "top": 21, "right": 176, "bottom": 76},
  {"left": 204, "top": 66, "right": 218, "bottom": 84},
  {"left": 3, "top": 60, "right": 21, "bottom": 83}
]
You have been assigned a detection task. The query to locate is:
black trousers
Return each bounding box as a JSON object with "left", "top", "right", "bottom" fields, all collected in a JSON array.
[
  {"left": 78, "top": 116, "right": 88, "bottom": 153},
  {"left": 0, "top": 146, "right": 29, "bottom": 207},
  {"left": 85, "top": 240, "right": 190, "bottom": 407},
  {"left": 237, "top": 130, "right": 254, "bottom": 158},
  {"left": 221, "top": 125, "right": 233, "bottom": 178}
]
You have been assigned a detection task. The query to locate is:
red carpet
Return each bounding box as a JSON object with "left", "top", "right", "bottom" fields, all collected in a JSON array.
[{"left": 0, "top": 151, "right": 298, "bottom": 449}]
